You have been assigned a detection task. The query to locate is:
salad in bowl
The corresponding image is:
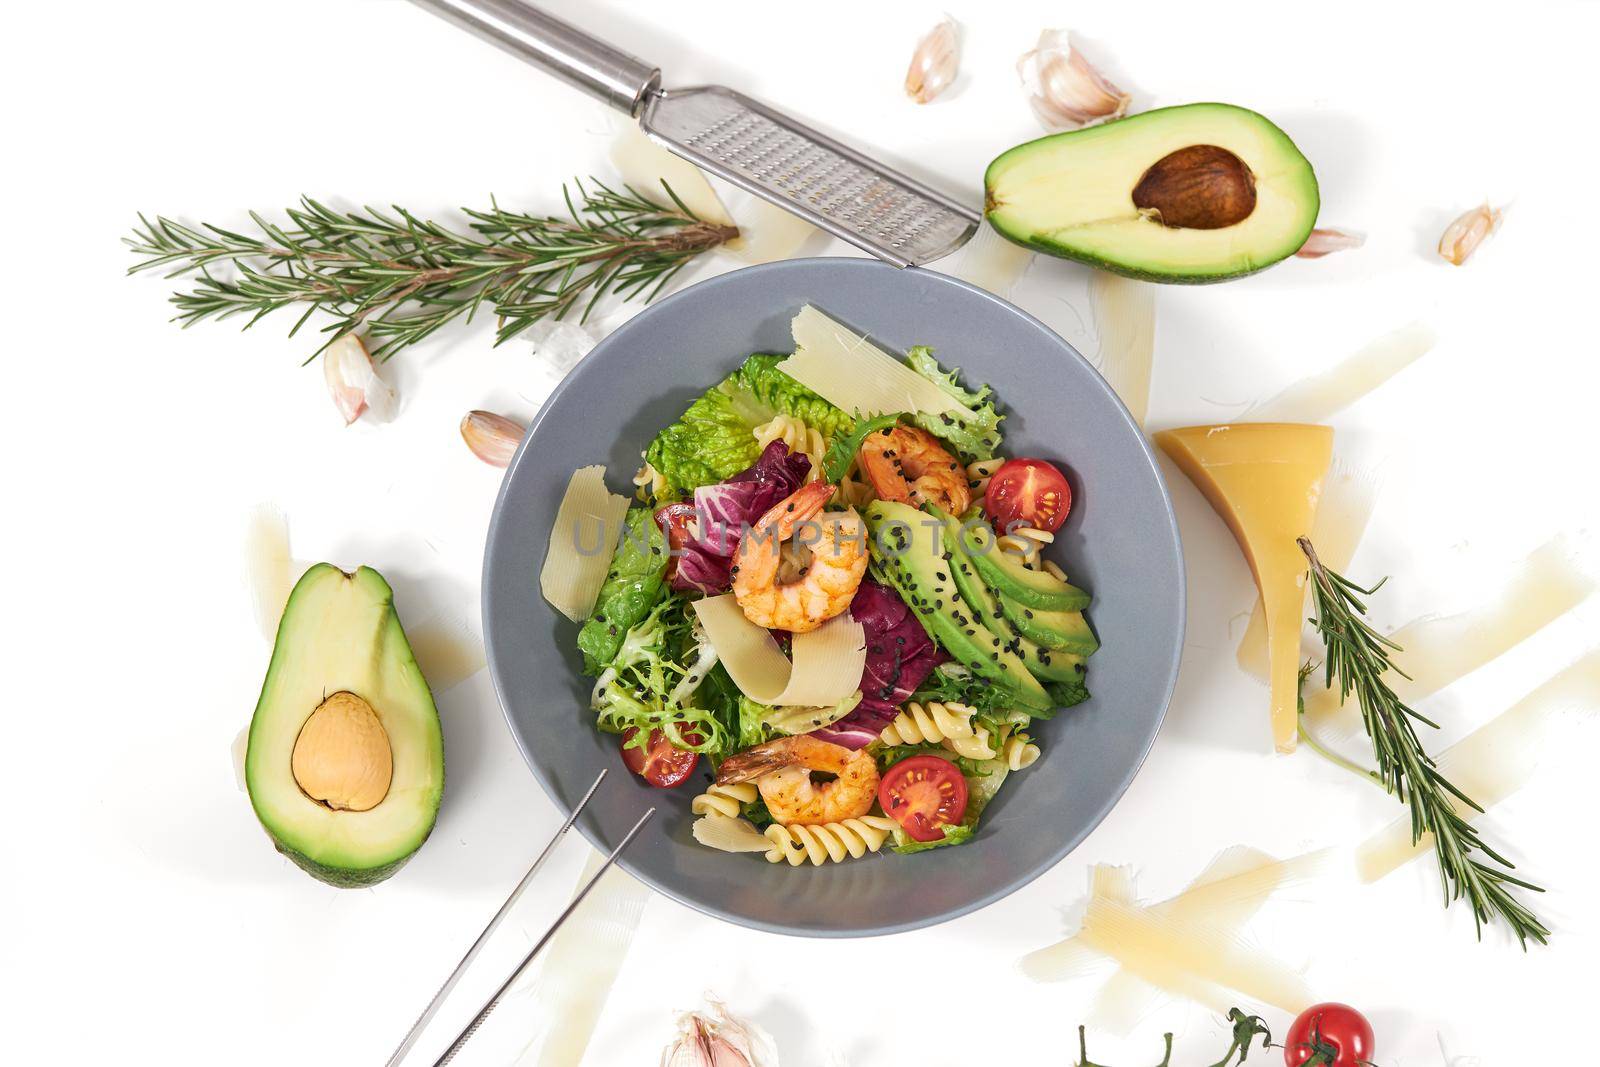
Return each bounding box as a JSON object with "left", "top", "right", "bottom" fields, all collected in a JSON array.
[{"left": 539, "top": 305, "right": 1099, "bottom": 866}]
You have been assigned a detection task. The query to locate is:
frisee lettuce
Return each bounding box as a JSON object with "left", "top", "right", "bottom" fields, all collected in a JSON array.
[
  {"left": 589, "top": 597, "right": 730, "bottom": 755},
  {"left": 905, "top": 346, "right": 1003, "bottom": 462},
  {"left": 644, "top": 354, "right": 854, "bottom": 494},
  {"left": 821, "top": 411, "right": 906, "bottom": 482}
]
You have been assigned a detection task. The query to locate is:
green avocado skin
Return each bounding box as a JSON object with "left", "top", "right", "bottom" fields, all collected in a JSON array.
[
  {"left": 983, "top": 102, "right": 1320, "bottom": 283},
  {"left": 985, "top": 228, "right": 1292, "bottom": 284},
  {"left": 275, "top": 841, "right": 420, "bottom": 889}
]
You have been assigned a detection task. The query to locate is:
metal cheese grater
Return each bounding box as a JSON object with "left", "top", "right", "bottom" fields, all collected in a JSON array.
[{"left": 410, "top": 0, "right": 980, "bottom": 267}]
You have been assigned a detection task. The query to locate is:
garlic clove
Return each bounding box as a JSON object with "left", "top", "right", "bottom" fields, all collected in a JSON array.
[
  {"left": 460, "top": 410, "right": 525, "bottom": 468},
  {"left": 1018, "top": 30, "right": 1129, "bottom": 130},
  {"left": 322, "top": 333, "right": 394, "bottom": 425},
  {"left": 905, "top": 17, "right": 960, "bottom": 104},
  {"left": 1296, "top": 227, "right": 1366, "bottom": 259},
  {"left": 1437, "top": 203, "right": 1503, "bottom": 266},
  {"left": 659, "top": 999, "right": 779, "bottom": 1067}
]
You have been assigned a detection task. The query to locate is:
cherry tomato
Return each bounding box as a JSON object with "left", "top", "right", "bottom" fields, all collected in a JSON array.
[
  {"left": 1283, "top": 1003, "right": 1375, "bottom": 1067},
  {"left": 878, "top": 755, "right": 969, "bottom": 842},
  {"left": 983, "top": 458, "right": 1073, "bottom": 534},
  {"left": 619, "top": 727, "right": 700, "bottom": 788},
  {"left": 655, "top": 503, "right": 697, "bottom": 581}
]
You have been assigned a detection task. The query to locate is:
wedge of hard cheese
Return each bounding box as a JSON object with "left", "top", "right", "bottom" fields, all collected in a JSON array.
[{"left": 1156, "top": 423, "right": 1334, "bottom": 753}]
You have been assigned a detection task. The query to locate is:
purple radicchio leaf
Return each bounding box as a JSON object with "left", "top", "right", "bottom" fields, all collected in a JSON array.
[
  {"left": 669, "top": 441, "right": 810, "bottom": 595},
  {"left": 810, "top": 577, "right": 946, "bottom": 750}
]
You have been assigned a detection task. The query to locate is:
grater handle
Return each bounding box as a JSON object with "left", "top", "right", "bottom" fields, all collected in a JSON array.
[{"left": 408, "top": 0, "right": 660, "bottom": 114}]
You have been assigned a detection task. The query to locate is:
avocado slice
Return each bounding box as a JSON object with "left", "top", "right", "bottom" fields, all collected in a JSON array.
[
  {"left": 959, "top": 520, "right": 1091, "bottom": 611},
  {"left": 984, "top": 103, "right": 1319, "bottom": 283},
  {"left": 865, "top": 501, "right": 1052, "bottom": 712},
  {"left": 245, "top": 564, "right": 444, "bottom": 888},
  {"left": 998, "top": 594, "right": 1100, "bottom": 656},
  {"left": 937, "top": 512, "right": 1088, "bottom": 685}
]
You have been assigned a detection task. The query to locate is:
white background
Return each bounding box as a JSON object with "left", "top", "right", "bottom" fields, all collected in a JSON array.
[{"left": 5, "top": 1, "right": 1599, "bottom": 1063}]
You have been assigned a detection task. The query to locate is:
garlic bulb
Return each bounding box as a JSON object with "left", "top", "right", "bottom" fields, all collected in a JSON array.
[
  {"left": 659, "top": 999, "right": 780, "bottom": 1067},
  {"left": 1296, "top": 227, "right": 1366, "bottom": 259},
  {"left": 460, "top": 410, "right": 524, "bottom": 468},
  {"left": 322, "top": 333, "right": 394, "bottom": 425},
  {"left": 905, "top": 17, "right": 960, "bottom": 104},
  {"left": 1017, "top": 30, "right": 1129, "bottom": 130},
  {"left": 1438, "top": 203, "right": 1503, "bottom": 266}
]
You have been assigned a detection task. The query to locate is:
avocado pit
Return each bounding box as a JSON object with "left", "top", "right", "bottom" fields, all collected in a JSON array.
[
  {"left": 1131, "top": 144, "right": 1257, "bottom": 230},
  {"left": 291, "top": 690, "right": 393, "bottom": 812}
]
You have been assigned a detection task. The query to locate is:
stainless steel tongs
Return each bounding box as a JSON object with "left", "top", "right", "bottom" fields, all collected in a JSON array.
[
  {"left": 408, "top": 0, "right": 980, "bottom": 267},
  {"left": 385, "top": 769, "right": 653, "bottom": 1066}
]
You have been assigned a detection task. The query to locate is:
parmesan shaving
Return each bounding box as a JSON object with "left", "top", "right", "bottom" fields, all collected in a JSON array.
[
  {"left": 245, "top": 505, "right": 296, "bottom": 640},
  {"left": 951, "top": 221, "right": 1032, "bottom": 297},
  {"left": 540, "top": 466, "right": 631, "bottom": 622},
  {"left": 721, "top": 191, "right": 820, "bottom": 264},
  {"left": 691, "top": 593, "right": 866, "bottom": 707},
  {"left": 1356, "top": 650, "right": 1600, "bottom": 882},
  {"left": 505, "top": 848, "right": 649, "bottom": 1066},
  {"left": 1303, "top": 535, "right": 1595, "bottom": 737},
  {"left": 692, "top": 814, "right": 772, "bottom": 854},
  {"left": 1249, "top": 322, "right": 1436, "bottom": 423},
  {"left": 1022, "top": 847, "right": 1327, "bottom": 1030},
  {"left": 1088, "top": 272, "right": 1155, "bottom": 428},
  {"left": 779, "top": 305, "right": 966, "bottom": 420},
  {"left": 609, "top": 125, "right": 734, "bottom": 229},
  {"left": 408, "top": 615, "right": 486, "bottom": 692}
]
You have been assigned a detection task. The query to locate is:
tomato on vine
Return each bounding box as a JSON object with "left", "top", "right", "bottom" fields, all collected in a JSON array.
[{"left": 1284, "top": 1003, "right": 1375, "bottom": 1067}]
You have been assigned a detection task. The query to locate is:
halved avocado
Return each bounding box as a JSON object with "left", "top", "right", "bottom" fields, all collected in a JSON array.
[
  {"left": 245, "top": 564, "right": 444, "bottom": 887},
  {"left": 984, "top": 103, "right": 1319, "bottom": 282}
]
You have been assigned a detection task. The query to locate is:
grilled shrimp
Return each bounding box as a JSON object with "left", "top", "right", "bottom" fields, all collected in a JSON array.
[
  {"left": 732, "top": 481, "right": 867, "bottom": 633},
  {"left": 715, "top": 735, "right": 879, "bottom": 825},
  {"left": 856, "top": 424, "right": 970, "bottom": 515}
]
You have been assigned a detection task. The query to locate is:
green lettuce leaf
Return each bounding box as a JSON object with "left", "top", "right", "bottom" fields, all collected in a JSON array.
[
  {"left": 904, "top": 346, "right": 1003, "bottom": 462},
  {"left": 697, "top": 663, "right": 776, "bottom": 754},
  {"left": 963, "top": 758, "right": 1011, "bottom": 820},
  {"left": 877, "top": 742, "right": 1016, "bottom": 854},
  {"left": 576, "top": 507, "right": 667, "bottom": 673},
  {"left": 891, "top": 822, "right": 976, "bottom": 854},
  {"left": 644, "top": 354, "right": 854, "bottom": 494}
]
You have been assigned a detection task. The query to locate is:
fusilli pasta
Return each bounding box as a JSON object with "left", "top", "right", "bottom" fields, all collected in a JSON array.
[
  {"left": 995, "top": 725, "right": 1041, "bottom": 771},
  {"left": 997, "top": 524, "right": 1068, "bottom": 580},
  {"left": 966, "top": 457, "right": 1004, "bottom": 500},
  {"left": 752, "top": 414, "right": 826, "bottom": 482},
  {"left": 763, "top": 815, "right": 898, "bottom": 866},
  {"left": 691, "top": 781, "right": 758, "bottom": 818},
  {"left": 834, "top": 456, "right": 877, "bottom": 509},
  {"left": 881, "top": 700, "right": 996, "bottom": 761}
]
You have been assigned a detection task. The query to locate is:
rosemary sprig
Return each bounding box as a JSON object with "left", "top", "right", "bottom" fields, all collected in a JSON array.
[
  {"left": 124, "top": 179, "right": 737, "bottom": 360},
  {"left": 1297, "top": 537, "right": 1550, "bottom": 947}
]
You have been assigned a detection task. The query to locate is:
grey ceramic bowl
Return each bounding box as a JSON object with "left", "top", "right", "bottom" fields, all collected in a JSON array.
[{"left": 482, "top": 257, "right": 1183, "bottom": 937}]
